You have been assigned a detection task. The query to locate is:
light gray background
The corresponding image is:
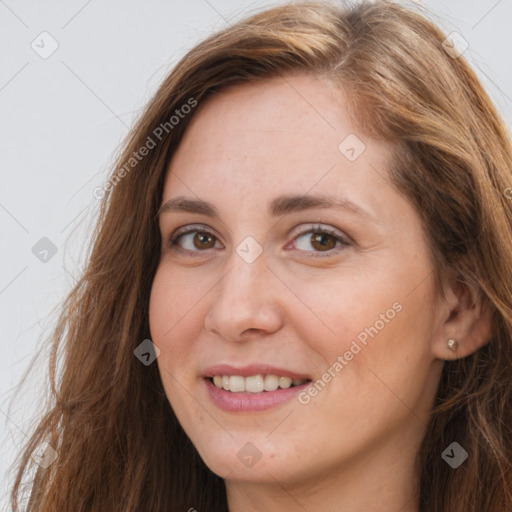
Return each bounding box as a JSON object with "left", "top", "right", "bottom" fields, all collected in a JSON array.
[{"left": 1, "top": 0, "right": 511, "bottom": 508}]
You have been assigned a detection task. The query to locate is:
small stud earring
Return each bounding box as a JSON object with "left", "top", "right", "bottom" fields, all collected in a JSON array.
[{"left": 447, "top": 338, "right": 459, "bottom": 351}]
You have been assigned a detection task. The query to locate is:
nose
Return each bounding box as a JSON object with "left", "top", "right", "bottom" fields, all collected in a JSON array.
[{"left": 204, "top": 251, "right": 284, "bottom": 342}]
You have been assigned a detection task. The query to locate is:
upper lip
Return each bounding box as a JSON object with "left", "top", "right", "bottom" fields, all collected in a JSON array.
[{"left": 203, "top": 363, "right": 311, "bottom": 380}]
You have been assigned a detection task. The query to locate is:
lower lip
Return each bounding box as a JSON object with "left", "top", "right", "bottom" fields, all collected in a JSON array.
[{"left": 204, "top": 378, "right": 311, "bottom": 412}]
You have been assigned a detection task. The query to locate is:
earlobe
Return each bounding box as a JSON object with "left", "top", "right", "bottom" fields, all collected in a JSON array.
[{"left": 447, "top": 338, "right": 458, "bottom": 351}]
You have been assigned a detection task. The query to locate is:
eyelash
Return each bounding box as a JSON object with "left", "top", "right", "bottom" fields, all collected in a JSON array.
[{"left": 167, "top": 223, "right": 351, "bottom": 258}]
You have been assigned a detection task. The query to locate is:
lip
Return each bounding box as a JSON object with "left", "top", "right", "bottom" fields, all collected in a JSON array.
[
  {"left": 202, "top": 363, "right": 311, "bottom": 380},
  {"left": 204, "top": 377, "right": 311, "bottom": 412}
]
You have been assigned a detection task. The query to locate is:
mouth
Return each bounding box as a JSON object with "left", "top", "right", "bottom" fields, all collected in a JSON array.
[
  {"left": 206, "top": 374, "right": 312, "bottom": 393},
  {"left": 203, "top": 374, "right": 313, "bottom": 413}
]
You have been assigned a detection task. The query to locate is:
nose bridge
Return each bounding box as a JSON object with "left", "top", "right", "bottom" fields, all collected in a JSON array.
[
  {"left": 217, "top": 247, "right": 268, "bottom": 310},
  {"left": 205, "top": 244, "right": 282, "bottom": 340}
]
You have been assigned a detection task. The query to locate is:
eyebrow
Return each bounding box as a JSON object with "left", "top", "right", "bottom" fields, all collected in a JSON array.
[{"left": 157, "top": 193, "right": 377, "bottom": 222}]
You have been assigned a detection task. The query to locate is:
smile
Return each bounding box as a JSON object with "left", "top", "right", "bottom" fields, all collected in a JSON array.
[
  {"left": 204, "top": 376, "right": 312, "bottom": 412},
  {"left": 211, "top": 374, "right": 309, "bottom": 393}
]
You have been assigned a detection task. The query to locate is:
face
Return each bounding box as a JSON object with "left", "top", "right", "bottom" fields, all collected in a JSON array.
[{"left": 149, "top": 73, "right": 446, "bottom": 489}]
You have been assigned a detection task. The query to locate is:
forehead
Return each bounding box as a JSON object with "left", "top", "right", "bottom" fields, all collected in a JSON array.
[
  {"left": 162, "top": 73, "right": 394, "bottom": 214},
  {"left": 171, "top": 74, "right": 355, "bottom": 167}
]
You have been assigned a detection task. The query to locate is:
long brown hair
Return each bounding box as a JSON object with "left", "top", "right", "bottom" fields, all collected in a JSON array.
[{"left": 10, "top": 1, "right": 512, "bottom": 510}]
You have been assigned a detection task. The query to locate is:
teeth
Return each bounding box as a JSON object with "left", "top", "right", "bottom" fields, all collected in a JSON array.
[
  {"left": 210, "top": 374, "right": 308, "bottom": 393},
  {"left": 229, "top": 375, "right": 245, "bottom": 393},
  {"left": 264, "top": 375, "right": 279, "bottom": 391},
  {"left": 279, "top": 376, "right": 292, "bottom": 389}
]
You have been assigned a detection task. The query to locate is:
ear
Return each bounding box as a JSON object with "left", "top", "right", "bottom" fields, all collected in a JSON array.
[{"left": 432, "top": 274, "right": 493, "bottom": 361}]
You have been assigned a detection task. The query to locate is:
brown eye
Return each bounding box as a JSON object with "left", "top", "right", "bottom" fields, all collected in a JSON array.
[
  {"left": 168, "top": 226, "right": 221, "bottom": 254},
  {"left": 310, "top": 232, "right": 337, "bottom": 251},
  {"left": 291, "top": 225, "right": 350, "bottom": 257},
  {"left": 193, "top": 232, "right": 216, "bottom": 249}
]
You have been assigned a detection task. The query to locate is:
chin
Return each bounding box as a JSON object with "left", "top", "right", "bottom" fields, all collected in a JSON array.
[{"left": 191, "top": 433, "right": 312, "bottom": 484}]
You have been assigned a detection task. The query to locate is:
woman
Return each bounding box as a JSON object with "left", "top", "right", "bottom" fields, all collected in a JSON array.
[{"left": 11, "top": 1, "right": 512, "bottom": 510}]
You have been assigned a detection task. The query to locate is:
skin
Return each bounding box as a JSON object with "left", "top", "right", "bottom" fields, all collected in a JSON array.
[{"left": 149, "top": 72, "right": 491, "bottom": 511}]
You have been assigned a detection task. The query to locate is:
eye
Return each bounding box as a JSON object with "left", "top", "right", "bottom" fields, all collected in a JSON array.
[
  {"left": 166, "top": 223, "right": 351, "bottom": 258},
  {"left": 288, "top": 224, "right": 351, "bottom": 257},
  {"left": 168, "top": 224, "right": 222, "bottom": 255}
]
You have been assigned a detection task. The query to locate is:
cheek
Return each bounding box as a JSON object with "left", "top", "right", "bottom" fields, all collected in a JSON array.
[
  {"left": 149, "top": 269, "right": 205, "bottom": 418},
  {"left": 281, "top": 270, "right": 404, "bottom": 362},
  {"left": 148, "top": 267, "right": 204, "bottom": 368},
  {"left": 285, "top": 264, "right": 434, "bottom": 398},
  {"left": 317, "top": 294, "right": 435, "bottom": 430},
  {"left": 149, "top": 263, "right": 206, "bottom": 333}
]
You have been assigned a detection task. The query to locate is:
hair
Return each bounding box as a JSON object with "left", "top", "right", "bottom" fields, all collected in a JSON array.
[{"left": 10, "top": 0, "right": 512, "bottom": 510}]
